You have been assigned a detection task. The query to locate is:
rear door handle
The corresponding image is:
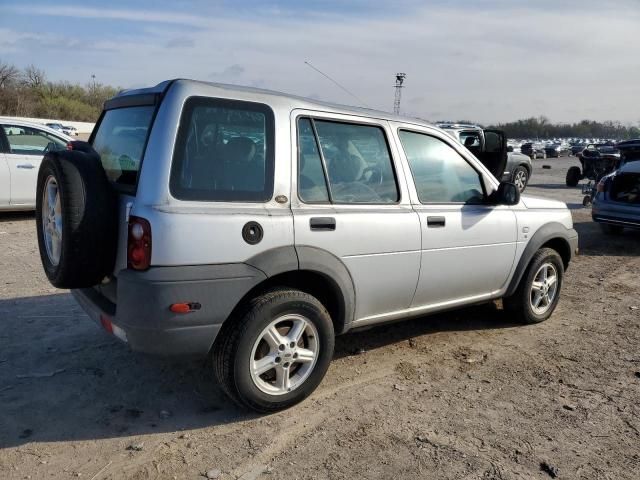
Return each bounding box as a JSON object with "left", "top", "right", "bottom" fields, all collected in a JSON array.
[
  {"left": 16, "top": 164, "right": 35, "bottom": 169},
  {"left": 427, "top": 216, "right": 446, "bottom": 228},
  {"left": 310, "top": 217, "right": 336, "bottom": 231}
]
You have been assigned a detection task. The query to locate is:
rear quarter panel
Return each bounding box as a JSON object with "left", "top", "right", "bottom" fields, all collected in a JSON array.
[{"left": 123, "top": 81, "right": 295, "bottom": 268}]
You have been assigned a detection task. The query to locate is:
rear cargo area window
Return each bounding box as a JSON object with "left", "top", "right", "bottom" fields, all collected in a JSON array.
[
  {"left": 170, "top": 97, "right": 275, "bottom": 202},
  {"left": 92, "top": 106, "right": 155, "bottom": 186}
]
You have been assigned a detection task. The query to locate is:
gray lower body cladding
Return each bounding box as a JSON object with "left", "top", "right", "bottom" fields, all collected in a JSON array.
[{"left": 72, "top": 264, "right": 267, "bottom": 356}]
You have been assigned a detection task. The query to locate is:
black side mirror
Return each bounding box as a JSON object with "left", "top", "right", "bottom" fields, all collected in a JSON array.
[
  {"left": 491, "top": 181, "right": 520, "bottom": 206},
  {"left": 507, "top": 145, "right": 514, "bottom": 152}
]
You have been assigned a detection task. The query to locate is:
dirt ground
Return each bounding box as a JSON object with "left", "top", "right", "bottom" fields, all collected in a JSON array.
[{"left": 1, "top": 157, "right": 639, "bottom": 480}]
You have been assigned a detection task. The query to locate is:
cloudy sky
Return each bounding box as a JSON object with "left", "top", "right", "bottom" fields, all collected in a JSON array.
[{"left": 1, "top": 0, "right": 639, "bottom": 124}]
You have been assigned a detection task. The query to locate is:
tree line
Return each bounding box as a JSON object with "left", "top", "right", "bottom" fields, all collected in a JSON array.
[
  {"left": 488, "top": 116, "right": 640, "bottom": 140},
  {"left": 0, "top": 60, "right": 118, "bottom": 122},
  {"left": 2, "top": 61, "right": 640, "bottom": 138}
]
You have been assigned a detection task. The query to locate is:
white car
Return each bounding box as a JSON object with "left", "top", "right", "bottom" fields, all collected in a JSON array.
[{"left": 0, "top": 120, "right": 72, "bottom": 211}]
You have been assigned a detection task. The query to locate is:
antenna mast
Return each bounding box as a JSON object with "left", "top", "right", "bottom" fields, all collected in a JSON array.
[{"left": 393, "top": 73, "right": 406, "bottom": 115}]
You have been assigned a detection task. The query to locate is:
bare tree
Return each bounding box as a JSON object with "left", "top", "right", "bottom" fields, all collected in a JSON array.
[
  {"left": 23, "top": 64, "right": 46, "bottom": 88},
  {"left": 0, "top": 61, "right": 20, "bottom": 88}
]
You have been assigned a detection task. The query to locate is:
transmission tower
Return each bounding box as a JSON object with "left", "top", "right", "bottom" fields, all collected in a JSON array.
[{"left": 393, "top": 73, "right": 406, "bottom": 115}]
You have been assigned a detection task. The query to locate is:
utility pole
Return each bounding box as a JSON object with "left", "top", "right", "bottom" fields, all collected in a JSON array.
[{"left": 393, "top": 73, "right": 406, "bottom": 115}]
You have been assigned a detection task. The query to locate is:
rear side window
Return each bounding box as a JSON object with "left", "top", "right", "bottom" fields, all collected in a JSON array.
[
  {"left": 297, "top": 117, "right": 399, "bottom": 204},
  {"left": 92, "top": 106, "right": 155, "bottom": 186},
  {"left": 170, "top": 97, "right": 275, "bottom": 202}
]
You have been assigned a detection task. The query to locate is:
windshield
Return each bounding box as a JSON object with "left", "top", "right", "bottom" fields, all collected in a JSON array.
[{"left": 92, "top": 106, "right": 155, "bottom": 187}]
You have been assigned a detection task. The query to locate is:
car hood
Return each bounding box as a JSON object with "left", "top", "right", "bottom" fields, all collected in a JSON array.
[{"left": 520, "top": 195, "right": 568, "bottom": 210}]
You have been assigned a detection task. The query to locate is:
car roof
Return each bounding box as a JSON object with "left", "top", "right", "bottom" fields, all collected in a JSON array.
[
  {"left": 617, "top": 139, "right": 640, "bottom": 149},
  {"left": 619, "top": 160, "right": 640, "bottom": 174},
  {"left": 436, "top": 123, "right": 482, "bottom": 131},
  {"left": 0, "top": 118, "right": 73, "bottom": 140},
  {"left": 115, "top": 78, "right": 434, "bottom": 127}
]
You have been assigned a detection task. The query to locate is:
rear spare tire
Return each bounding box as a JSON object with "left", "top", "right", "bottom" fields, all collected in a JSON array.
[{"left": 36, "top": 149, "right": 118, "bottom": 289}]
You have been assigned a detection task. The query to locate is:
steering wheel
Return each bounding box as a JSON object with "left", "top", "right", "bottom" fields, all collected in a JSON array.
[{"left": 359, "top": 166, "right": 383, "bottom": 186}]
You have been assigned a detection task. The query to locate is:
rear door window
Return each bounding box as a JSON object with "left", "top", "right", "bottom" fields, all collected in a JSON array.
[
  {"left": 297, "top": 117, "right": 399, "bottom": 204},
  {"left": 92, "top": 106, "right": 155, "bottom": 186},
  {"left": 170, "top": 97, "right": 275, "bottom": 202}
]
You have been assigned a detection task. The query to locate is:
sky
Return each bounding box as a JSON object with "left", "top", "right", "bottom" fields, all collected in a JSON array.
[{"left": 1, "top": 0, "right": 639, "bottom": 124}]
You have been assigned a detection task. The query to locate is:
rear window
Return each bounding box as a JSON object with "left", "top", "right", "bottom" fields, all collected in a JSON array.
[
  {"left": 92, "top": 106, "right": 155, "bottom": 186},
  {"left": 170, "top": 97, "right": 275, "bottom": 202}
]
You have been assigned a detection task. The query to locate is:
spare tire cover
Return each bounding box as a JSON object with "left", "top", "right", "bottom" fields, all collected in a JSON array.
[{"left": 35, "top": 148, "right": 118, "bottom": 289}]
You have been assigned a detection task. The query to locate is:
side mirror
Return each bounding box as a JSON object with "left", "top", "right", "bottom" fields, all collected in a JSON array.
[
  {"left": 492, "top": 181, "right": 520, "bottom": 206},
  {"left": 507, "top": 145, "right": 514, "bottom": 152}
]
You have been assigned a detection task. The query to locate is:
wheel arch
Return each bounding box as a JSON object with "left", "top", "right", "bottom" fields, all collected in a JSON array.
[
  {"left": 505, "top": 223, "right": 576, "bottom": 297},
  {"left": 224, "top": 246, "right": 355, "bottom": 337}
]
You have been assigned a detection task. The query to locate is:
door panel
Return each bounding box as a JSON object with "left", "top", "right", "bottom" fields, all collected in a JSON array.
[
  {"left": 0, "top": 154, "right": 10, "bottom": 207},
  {"left": 6, "top": 153, "right": 40, "bottom": 205},
  {"left": 395, "top": 127, "right": 517, "bottom": 309},
  {"left": 294, "top": 207, "right": 421, "bottom": 320},
  {"left": 292, "top": 113, "right": 421, "bottom": 321},
  {"left": 412, "top": 205, "right": 516, "bottom": 306}
]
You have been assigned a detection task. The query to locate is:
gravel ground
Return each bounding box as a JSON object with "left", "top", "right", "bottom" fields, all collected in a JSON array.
[{"left": 1, "top": 156, "right": 639, "bottom": 480}]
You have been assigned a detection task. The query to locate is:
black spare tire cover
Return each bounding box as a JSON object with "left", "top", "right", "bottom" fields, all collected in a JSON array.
[{"left": 36, "top": 148, "right": 118, "bottom": 289}]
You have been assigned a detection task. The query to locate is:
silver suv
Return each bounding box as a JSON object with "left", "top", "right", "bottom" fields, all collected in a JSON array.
[{"left": 35, "top": 80, "right": 578, "bottom": 412}]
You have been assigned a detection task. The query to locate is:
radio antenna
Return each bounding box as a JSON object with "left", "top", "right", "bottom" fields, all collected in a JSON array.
[{"left": 304, "top": 60, "right": 370, "bottom": 108}]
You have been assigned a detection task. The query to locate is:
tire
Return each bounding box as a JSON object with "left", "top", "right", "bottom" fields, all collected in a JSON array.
[
  {"left": 503, "top": 248, "right": 564, "bottom": 325},
  {"left": 35, "top": 150, "right": 118, "bottom": 288},
  {"left": 512, "top": 166, "right": 529, "bottom": 193},
  {"left": 566, "top": 166, "right": 582, "bottom": 187},
  {"left": 213, "top": 289, "right": 335, "bottom": 412},
  {"left": 600, "top": 223, "right": 623, "bottom": 235}
]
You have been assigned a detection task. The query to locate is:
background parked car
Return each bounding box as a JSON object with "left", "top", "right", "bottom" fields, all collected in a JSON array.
[
  {"left": 521, "top": 142, "right": 546, "bottom": 159},
  {"left": 544, "top": 143, "right": 570, "bottom": 158},
  {"left": 592, "top": 151, "right": 640, "bottom": 234},
  {"left": 0, "top": 120, "right": 71, "bottom": 211},
  {"left": 438, "top": 123, "right": 532, "bottom": 191}
]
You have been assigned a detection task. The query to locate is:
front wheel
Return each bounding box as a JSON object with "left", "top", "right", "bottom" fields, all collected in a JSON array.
[
  {"left": 213, "top": 289, "right": 335, "bottom": 412},
  {"left": 504, "top": 248, "right": 564, "bottom": 324}
]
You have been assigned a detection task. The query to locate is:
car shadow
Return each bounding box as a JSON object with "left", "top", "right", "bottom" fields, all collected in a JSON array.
[
  {"left": 0, "top": 293, "right": 518, "bottom": 448},
  {"left": 526, "top": 183, "right": 581, "bottom": 190},
  {"left": 0, "top": 211, "right": 35, "bottom": 223},
  {"left": 573, "top": 218, "right": 640, "bottom": 256},
  {"left": 334, "top": 301, "right": 517, "bottom": 359}
]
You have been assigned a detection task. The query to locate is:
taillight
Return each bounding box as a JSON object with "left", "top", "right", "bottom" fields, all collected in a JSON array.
[
  {"left": 66, "top": 142, "right": 73, "bottom": 150},
  {"left": 128, "top": 216, "right": 152, "bottom": 270},
  {"left": 596, "top": 178, "right": 607, "bottom": 193}
]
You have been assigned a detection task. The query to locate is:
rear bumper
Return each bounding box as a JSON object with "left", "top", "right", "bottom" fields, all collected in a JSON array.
[
  {"left": 592, "top": 200, "right": 640, "bottom": 229},
  {"left": 72, "top": 264, "right": 266, "bottom": 356}
]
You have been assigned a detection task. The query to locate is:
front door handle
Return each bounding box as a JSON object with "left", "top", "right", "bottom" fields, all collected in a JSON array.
[
  {"left": 310, "top": 217, "right": 336, "bottom": 231},
  {"left": 427, "top": 216, "right": 446, "bottom": 228},
  {"left": 16, "top": 164, "right": 35, "bottom": 169}
]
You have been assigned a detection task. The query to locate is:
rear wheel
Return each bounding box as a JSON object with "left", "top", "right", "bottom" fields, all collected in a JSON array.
[
  {"left": 504, "top": 248, "right": 564, "bottom": 324},
  {"left": 213, "top": 289, "right": 335, "bottom": 412},
  {"left": 566, "top": 166, "right": 582, "bottom": 187}
]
